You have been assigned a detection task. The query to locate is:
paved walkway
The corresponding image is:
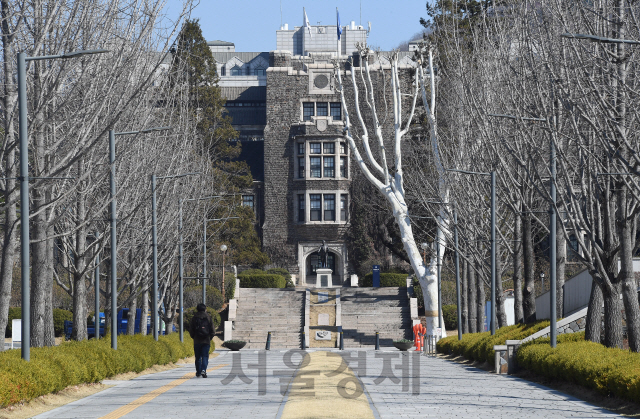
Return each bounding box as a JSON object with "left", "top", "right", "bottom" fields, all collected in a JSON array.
[{"left": 35, "top": 349, "right": 621, "bottom": 419}]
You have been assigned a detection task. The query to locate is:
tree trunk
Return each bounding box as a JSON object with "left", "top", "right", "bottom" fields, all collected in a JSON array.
[
  {"left": 44, "top": 225, "right": 55, "bottom": 345},
  {"left": 585, "top": 278, "right": 603, "bottom": 343},
  {"left": 127, "top": 284, "right": 138, "bottom": 335},
  {"left": 618, "top": 189, "right": 640, "bottom": 351},
  {"left": 72, "top": 160, "right": 88, "bottom": 341},
  {"left": 461, "top": 256, "right": 468, "bottom": 334},
  {"left": 556, "top": 212, "right": 566, "bottom": 318},
  {"left": 495, "top": 242, "right": 507, "bottom": 328},
  {"left": 513, "top": 208, "right": 524, "bottom": 324},
  {"left": 603, "top": 280, "right": 623, "bottom": 349},
  {"left": 141, "top": 288, "right": 148, "bottom": 336},
  {"left": 0, "top": 0, "right": 18, "bottom": 351},
  {"left": 467, "top": 256, "right": 477, "bottom": 333},
  {"left": 522, "top": 214, "right": 536, "bottom": 323},
  {"left": 476, "top": 260, "right": 485, "bottom": 332}
]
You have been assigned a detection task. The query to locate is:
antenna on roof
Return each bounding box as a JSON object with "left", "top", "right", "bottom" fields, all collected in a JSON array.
[
  {"left": 360, "top": 0, "right": 362, "bottom": 26},
  {"left": 280, "top": 0, "right": 283, "bottom": 27}
]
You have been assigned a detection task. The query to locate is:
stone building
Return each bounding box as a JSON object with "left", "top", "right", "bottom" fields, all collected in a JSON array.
[{"left": 210, "top": 16, "right": 415, "bottom": 286}]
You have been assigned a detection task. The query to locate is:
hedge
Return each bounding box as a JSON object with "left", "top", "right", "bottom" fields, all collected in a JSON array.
[
  {"left": 516, "top": 332, "right": 640, "bottom": 402},
  {"left": 184, "top": 285, "right": 223, "bottom": 311},
  {"left": 238, "top": 273, "right": 286, "bottom": 288},
  {"left": 183, "top": 307, "right": 221, "bottom": 333},
  {"left": 0, "top": 332, "right": 209, "bottom": 408},
  {"left": 5, "top": 308, "right": 72, "bottom": 338},
  {"left": 360, "top": 273, "right": 408, "bottom": 287},
  {"left": 436, "top": 321, "right": 550, "bottom": 366},
  {"left": 442, "top": 305, "right": 457, "bottom": 330},
  {"left": 266, "top": 268, "right": 294, "bottom": 288}
]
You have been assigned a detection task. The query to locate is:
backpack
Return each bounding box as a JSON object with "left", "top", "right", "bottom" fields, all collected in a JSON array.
[{"left": 193, "top": 315, "right": 210, "bottom": 339}]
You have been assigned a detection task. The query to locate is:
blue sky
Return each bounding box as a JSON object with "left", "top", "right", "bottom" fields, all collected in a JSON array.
[{"left": 163, "top": 0, "right": 429, "bottom": 52}]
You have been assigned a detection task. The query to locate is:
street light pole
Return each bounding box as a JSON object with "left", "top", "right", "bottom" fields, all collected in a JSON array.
[
  {"left": 178, "top": 200, "right": 184, "bottom": 343},
  {"left": 436, "top": 236, "right": 442, "bottom": 330},
  {"left": 151, "top": 174, "right": 159, "bottom": 341},
  {"left": 221, "top": 245, "right": 228, "bottom": 302},
  {"left": 109, "top": 129, "right": 118, "bottom": 349},
  {"left": 94, "top": 232, "right": 100, "bottom": 340},
  {"left": 550, "top": 136, "right": 557, "bottom": 348},
  {"left": 18, "top": 48, "right": 108, "bottom": 361},
  {"left": 490, "top": 171, "right": 496, "bottom": 336},
  {"left": 203, "top": 219, "right": 207, "bottom": 305}
]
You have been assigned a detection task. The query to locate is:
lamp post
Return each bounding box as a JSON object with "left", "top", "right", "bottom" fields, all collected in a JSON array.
[
  {"left": 221, "top": 245, "right": 228, "bottom": 302},
  {"left": 18, "top": 48, "right": 108, "bottom": 361},
  {"left": 202, "top": 217, "right": 239, "bottom": 305},
  {"left": 150, "top": 170, "right": 199, "bottom": 341},
  {"left": 108, "top": 126, "right": 170, "bottom": 349}
]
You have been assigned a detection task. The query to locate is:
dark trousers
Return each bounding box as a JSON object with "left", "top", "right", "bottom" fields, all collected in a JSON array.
[{"left": 194, "top": 343, "right": 210, "bottom": 373}]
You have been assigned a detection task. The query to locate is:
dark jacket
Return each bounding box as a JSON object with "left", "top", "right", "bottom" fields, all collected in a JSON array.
[{"left": 189, "top": 311, "right": 214, "bottom": 344}]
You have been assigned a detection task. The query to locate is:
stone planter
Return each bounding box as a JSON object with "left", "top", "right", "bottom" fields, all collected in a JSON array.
[
  {"left": 393, "top": 341, "right": 414, "bottom": 351},
  {"left": 224, "top": 341, "right": 246, "bottom": 351}
]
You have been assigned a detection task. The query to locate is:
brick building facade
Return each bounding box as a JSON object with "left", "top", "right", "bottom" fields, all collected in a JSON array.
[{"left": 210, "top": 17, "right": 415, "bottom": 286}]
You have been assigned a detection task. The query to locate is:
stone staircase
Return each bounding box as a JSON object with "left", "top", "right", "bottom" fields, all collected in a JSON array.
[
  {"left": 341, "top": 287, "right": 412, "bottom": 348},
  {"left": 233, "top": 288, "right": 305, "bottom": 349}
]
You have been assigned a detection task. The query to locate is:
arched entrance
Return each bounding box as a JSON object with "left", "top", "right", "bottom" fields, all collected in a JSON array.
[{"left": 298, "top": 242, "right": 346, "bottom": 287}]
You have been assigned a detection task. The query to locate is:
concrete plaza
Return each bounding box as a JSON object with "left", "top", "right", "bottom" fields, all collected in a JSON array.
[{"left": 35, "top": 349, "right": 620, "bottom": 419}]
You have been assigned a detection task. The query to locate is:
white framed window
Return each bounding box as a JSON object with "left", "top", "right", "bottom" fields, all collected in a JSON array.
[
  {"left": 295, "top": 191, "right": 349, "bottom": 224},
  {"left": 301, "top": 102, "right": 342, "bottom": 122},
  {"left": 296, "top": 140, "right": 349, "bottom": 180}
]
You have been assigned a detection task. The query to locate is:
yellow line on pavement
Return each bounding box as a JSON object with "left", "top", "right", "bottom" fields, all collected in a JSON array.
[{"left": 99, "top": 364, "right": 228, "bottom": 419}]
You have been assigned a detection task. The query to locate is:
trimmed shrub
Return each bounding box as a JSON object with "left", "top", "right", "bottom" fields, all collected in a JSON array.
[
  {"left": 267, "top": 268, "right": 294, "bottom": 288},
  {"left": 0, "top": 333, "right": 200, "bottom": 408},
  {"left": 4, "top": 307, "right": 21, "bottom": 338},
  {"left": 238, "top": 274, "right": 285, "bottom": 288},
  {"left": 436, "top": 321, "right": 550, "bottom": 366},
  {"left": 53, "top": 309, "right": 73, "bottom": 337},
  {"left": 516, "top": 332, "right": 640, "bottom": 403},
  {"left": 225, "top": 274, "right": 236, "bottom": 301},
  {"left": 183, "top": 307, "right": 221, "bottom": 334},
  {"left": 360, "top": 273, "right": 408, "bottom": 287},
  {"left": 442, "top": 305, "right": 457, "bottom": 330}
]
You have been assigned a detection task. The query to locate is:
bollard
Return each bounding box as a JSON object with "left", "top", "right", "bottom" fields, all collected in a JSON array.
[
  {"left": 375, "top": 331, "right": 380, "bottom": 350},
  {"left": 266, "top": 331, "right": 271, "bottom": 350},
  {"left": 339, "top": 331, "right": 344, "bottom": 350}
]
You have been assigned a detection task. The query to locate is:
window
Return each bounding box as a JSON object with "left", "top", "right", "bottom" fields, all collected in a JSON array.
[
  {"left": 324, "top": 194, "right": 335, "bottom": 221},
  {"left": 298, "top": 194, "right": 305, "bottom": 222},
  {"left": 298, "top": 157, "right": 305, "bottom": 178},
  {"left": 298, "top": 143, "right": 305, "bottom": 155},
  {"left": 303, "top": 102, "right": 315, "bottom": 121},
  {"left": 324, "top": 157, "right": 335, "bottom": 178},
  {"left": 220, "top": 66, "right": 226, "bottom": 76},
  {"left": 340, "top": 142, "right": 347, "bottom": 154},
  {"left": 341, "top": 195, "right": 348, "bottom": 221},
  {"left": 242, "top": 195, "right": 254, "bottom": 210},
  {"left": 323, "top": 142, "right": 334, "bottom": 154},
  {"left": 340, "top": 157, "right": 347, "bottom": 178},
  {"left": 330, "top": 102, "right": 342, "bottom": 120},
  {"left": 317, "top": 102, "right": 328, "bottom": 116},
  {"left": 310, "top": 194, "right": 322, "bottom": 221},
  {"left": 231, "top": 66, "right": 242, "bottom": 76},
  {"left": 310, "top": 143, "right": 321, "bottom": 154},
  {"left": 310, "top": 157, "right": 321, "bottom": 178},
  {"left": 255, "top": 68, "right": 266, "bottom": 76},
  {"left": 296, "top": 192, "right": 349, "bottom": 223}
]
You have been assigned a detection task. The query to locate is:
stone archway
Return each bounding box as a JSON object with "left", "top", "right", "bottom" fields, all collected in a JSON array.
[{"left": 298, "top": 242, "right": 346, "bottom": 286}]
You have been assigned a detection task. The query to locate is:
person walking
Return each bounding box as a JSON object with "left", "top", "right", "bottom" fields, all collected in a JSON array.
[{"left": 189, "top": 303, "right": 215, "bottom": 377}]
